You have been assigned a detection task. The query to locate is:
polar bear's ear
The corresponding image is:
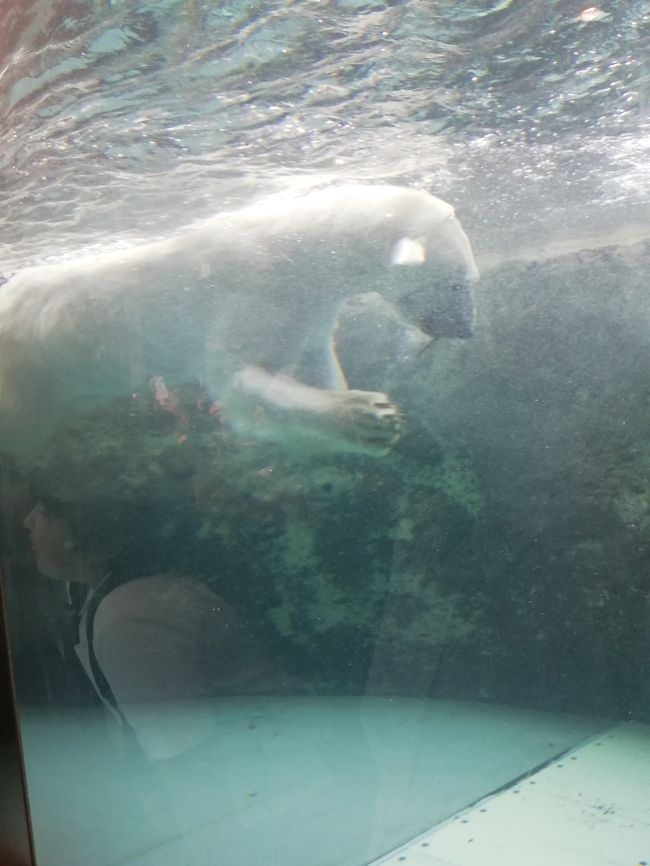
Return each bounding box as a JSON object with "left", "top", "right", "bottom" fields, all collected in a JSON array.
[{"left": 391, "top": 237, "right": 426, "bottom": 266}]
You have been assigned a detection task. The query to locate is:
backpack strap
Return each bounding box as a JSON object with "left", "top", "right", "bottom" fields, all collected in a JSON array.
[
  {"left": 83, "top": 573, "right": 143, "bottom": 753},
  {"left": 85, "top": 574, "right": 120, "bottom": 711}
]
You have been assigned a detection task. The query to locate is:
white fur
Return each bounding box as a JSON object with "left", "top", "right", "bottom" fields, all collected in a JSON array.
[{"left": 0, "top": 184, "right": 478, "bottom": 455}]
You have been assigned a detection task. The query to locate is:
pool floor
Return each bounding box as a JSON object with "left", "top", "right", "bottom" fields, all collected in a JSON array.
[
  {"left": 375, "top": 721, "right": 650, "bottom": 866},
  {"left": 16, "top": 697, "right": 609, "bottom": 866}
]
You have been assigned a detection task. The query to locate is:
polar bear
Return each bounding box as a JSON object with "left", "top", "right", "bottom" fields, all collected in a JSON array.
[{"left": 0, "top": 184, "right": 478, "bottom": 455}]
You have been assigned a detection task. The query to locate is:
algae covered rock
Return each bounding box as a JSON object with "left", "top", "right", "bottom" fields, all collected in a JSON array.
[{"left": 10, "top": 379, "right": 484, "bottom": 696}]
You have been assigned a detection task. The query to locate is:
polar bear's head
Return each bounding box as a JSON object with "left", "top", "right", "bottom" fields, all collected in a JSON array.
[
  {"left": 297, "top": 184, "right": 478, "bottom": 340},
  {"left": 383, "top": 191, "right": 479, "bottom": 340}
]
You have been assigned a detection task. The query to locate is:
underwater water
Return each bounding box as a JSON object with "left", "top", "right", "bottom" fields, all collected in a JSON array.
[{"left": 2, "top": 1, "right": 650, "bottom": 865}]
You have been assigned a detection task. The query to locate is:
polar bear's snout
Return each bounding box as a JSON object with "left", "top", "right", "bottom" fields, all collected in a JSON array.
[{"left": 393, "top": 265, "right": 476, "bottom": 341}]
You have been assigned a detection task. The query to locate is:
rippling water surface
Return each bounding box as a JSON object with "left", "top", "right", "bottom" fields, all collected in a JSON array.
[{"left": 1, "top": 0, "right": 650, "bottom": 271}]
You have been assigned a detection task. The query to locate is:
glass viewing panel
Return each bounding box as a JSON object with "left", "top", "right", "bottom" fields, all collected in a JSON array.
[{"left": 1, "top": 2, "right": 649, "bottom": 865}]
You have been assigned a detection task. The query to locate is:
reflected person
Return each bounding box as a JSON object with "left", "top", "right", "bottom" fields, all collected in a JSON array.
[{"left": 22, "top": 398, "right": 286, "bottom": 763}]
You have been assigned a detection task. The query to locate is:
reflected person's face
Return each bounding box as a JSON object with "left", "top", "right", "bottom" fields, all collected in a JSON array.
[{"left": 23, "top": 503, "right": 77, "bottom": 581}]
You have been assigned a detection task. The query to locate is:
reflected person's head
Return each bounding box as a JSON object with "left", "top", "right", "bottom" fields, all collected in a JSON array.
[{"left": 23, "top": 501, "right": 105, "bottom": 585}]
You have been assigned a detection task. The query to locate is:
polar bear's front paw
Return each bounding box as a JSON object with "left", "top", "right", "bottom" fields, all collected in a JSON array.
[
  {"left": 338, "top": 389, "right": 404, "bottom": 454},
  {"left": 225, "top": 367, "right": 404, "bottom": 455}
]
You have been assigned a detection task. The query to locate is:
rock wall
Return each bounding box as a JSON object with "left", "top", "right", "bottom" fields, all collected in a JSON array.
[
  {"left": 5, "top": 239, "right": 650, "bottom": 721},
  {"left": 369, "top": 239, "right": 650, "bottom": 719}
]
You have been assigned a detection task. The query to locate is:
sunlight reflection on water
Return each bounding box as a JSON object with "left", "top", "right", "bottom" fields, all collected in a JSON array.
[{"left": 0, "top": 0, "right": 649, "bottom": 269}]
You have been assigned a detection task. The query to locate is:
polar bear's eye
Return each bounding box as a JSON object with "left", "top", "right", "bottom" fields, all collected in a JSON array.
[{"left": 390, "top": 237, "right": 426, "bottom": 266}]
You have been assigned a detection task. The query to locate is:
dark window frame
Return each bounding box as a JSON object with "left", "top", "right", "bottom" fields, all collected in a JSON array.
[{"left": 0, "top": 570, "right": 36, "bottom": 866}]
